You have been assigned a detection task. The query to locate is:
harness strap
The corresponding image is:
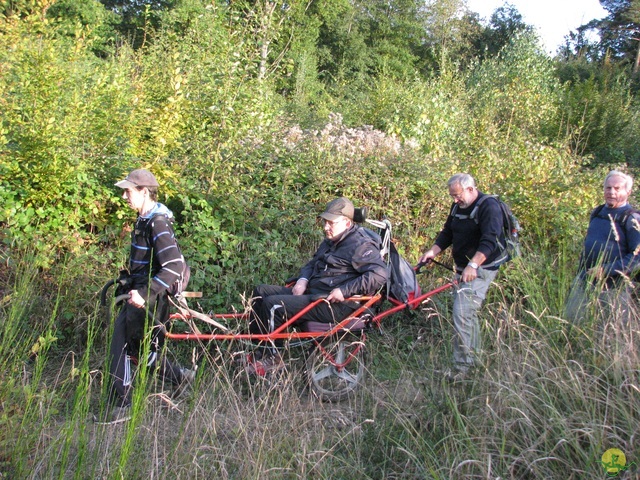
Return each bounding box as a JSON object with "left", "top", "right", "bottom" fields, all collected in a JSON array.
[{"left": 450, "top": 195, "right": 508, "bottom": 269}]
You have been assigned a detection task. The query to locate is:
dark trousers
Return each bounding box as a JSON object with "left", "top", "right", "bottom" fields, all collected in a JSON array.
[
  {"left": 249, "top": 284, "right": 358, "bottom": 349},
  {"left": 109, "top": 292, "right": 183, "bottom": 407}
]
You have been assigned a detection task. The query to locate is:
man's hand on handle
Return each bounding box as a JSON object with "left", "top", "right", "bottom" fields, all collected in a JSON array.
[
  {"left": 128, "top": 289, "right": 145, "bottom": 308},
  {"left": 419, "top": 245, "right": 442, "bottom": 266}
]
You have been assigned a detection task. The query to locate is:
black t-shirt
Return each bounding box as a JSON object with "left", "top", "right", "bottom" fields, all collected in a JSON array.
[{"left": 434, "top": 193, "right": 505, "bottom": 271}]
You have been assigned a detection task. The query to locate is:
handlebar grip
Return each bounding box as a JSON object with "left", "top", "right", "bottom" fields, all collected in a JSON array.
[
  {"left": 415, "top": 261, "right": 429, "bottom": 273},
  {"left": 100, "top": 280, "right": 117, "bottom": 307},
  {"left": 100, "top": 280, "right": 130, "bottom": 308},
  {"left": 115, "top": 294, "right": 130, "bottom": 304}
]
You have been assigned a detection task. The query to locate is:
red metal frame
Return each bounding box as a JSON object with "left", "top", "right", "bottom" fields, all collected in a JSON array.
[
  {"left": 164, "top": 280, "right": 455, "bottom": 343},
  {"left": 314, "top": 338, "right": 366, "bottom": 373}
]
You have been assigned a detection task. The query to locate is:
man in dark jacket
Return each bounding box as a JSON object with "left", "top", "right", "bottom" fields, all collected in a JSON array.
[
  {"left": 565, "top": 170, "right": 640, "bottom": 327},
  {"left": 246, "top": 197, "right": 389, "bottom": 374},
  {"left": 109, "top": 169, "right": 194, "bottom": 420},
  {"left": 419, "top": 173, "right": 507, "bottom": 382}
]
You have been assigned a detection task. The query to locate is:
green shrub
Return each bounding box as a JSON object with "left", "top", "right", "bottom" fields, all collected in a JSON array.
[
  {"left": 467, "top": 31, "right": 560, "bottom": 144},
  {"left": 555, "top": 62, "right": 637, "bottom": 164}
]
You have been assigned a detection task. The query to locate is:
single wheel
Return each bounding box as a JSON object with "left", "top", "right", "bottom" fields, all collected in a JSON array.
[{"left": 306, "top": 337, "right": 367, "bottom": 402}]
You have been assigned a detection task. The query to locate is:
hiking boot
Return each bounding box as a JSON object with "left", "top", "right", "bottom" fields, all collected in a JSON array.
[
  {"left": 444, "top": 368, "right": 469, "bottom": 385},
  {"left": 245, "top": 353, "right": 285, "bottom": 376}
]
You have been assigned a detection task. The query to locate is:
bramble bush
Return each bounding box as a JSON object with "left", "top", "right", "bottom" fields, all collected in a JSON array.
[
  {"left": 2, "top": 2, "right": 640, "bottom": 478},
  {"left": 0, "top": 1, "right": 614, "bottom": 332}
]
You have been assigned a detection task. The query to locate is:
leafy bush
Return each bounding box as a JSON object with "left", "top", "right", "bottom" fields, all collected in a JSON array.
[
  {"left": 555, "top": 60, "right": 638, "bottom": 164},
  {"left": 467, "top": 31, "right": 560, "bottom": 144},
  {"left": 0, "top": 10, "right": 136, "bottom": 266}
]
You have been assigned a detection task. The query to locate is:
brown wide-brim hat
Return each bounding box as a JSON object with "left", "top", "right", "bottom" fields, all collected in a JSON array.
[
  {"left": 319, "top": 197, "right": 354, "bottom": 221},
  {"left": 115, "top": 169, "right": 159, "bottom": 189}
]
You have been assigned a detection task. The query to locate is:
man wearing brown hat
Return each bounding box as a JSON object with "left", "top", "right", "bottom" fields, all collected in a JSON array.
[
  {"left": 109, "top": 168, "right": 194, "bottom": 420},
  {"left": 246, "top": 197, "right": 389, "bottom": 374}
]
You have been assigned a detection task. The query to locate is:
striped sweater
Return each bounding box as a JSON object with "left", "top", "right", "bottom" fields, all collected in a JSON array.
[{"left": 128, "top": 203, "right": 184, "bottom": 301}]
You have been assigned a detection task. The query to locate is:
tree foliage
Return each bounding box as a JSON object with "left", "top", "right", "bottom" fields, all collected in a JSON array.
[
  {"left": 98, "top": 0, "right": 176, "bottom": 48},
  {"left": 562, "top": 0, "right": 640, "bottom": 73},
  {"left": 554, "top": 1, "right": 640, "bottom": 163},
  {"left": 597, "top": 0, "right": 640, "bottom": 64},
  {"left": 420, "top": 0, "right": 477, "bottom": 72},
  {"left": 0, "top": 0, "right": 639, "bottom": 309},
  {"left": 472, "top": 4, "right": 535, "bottom": 60}
]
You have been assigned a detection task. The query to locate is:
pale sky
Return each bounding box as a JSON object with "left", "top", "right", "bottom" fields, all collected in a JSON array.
[{"left": 466, "top": 0, "right": 608, "bottom": 53}]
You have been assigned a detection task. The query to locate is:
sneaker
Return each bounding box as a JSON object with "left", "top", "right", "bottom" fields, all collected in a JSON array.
[
  {"left": 110, "top": 405, "right": 132, "bottom": 422},
  {"left": 245, "top": 353, "right": 285, "bottom": 376},
  {"left": 180, "top": 368, "right": 196, "bottom": 384}
]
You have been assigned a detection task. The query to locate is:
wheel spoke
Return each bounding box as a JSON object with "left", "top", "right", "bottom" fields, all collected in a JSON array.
[
  {"left": 312, "top": 365, "right": 334, "bottom": 381},
  {"left": 333, "top": 369, "right": 358, "bottom": 385},
  {"left": 307, "top": 338, "right": 366, "bottom": 402},
  {"left": 334, "top": 343, "right": 346, "bottom": 364}
]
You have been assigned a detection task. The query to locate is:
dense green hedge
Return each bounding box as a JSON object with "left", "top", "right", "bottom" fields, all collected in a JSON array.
[{"left": 0, "top": 0, "right": 633, "bottom": 334}]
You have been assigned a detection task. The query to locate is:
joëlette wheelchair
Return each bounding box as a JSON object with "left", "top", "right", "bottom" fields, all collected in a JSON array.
[{"left": 101, "top": 208, "right": 454, "bottom": 402}]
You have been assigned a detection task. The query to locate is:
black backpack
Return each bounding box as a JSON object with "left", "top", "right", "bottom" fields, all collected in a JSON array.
[
  {"left": 387, "top": 241, "right": 421, "bottom": 304},
  {"left": 451, "top": 195, "right": 521, "bottom": 264},
  {"left": 361, "top": 225, "right": 420, "bottom": 304}
]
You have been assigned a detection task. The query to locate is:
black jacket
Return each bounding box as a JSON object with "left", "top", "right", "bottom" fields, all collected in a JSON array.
[
  {"left": 435, "top": 192, "right": 505, "bottom": 271},
  {"left": 298, "top": 225, "right": 388, "bottom": 297}
]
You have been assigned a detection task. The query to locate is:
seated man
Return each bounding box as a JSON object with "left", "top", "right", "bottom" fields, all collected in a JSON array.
[{"left": 246, "top": 197, "right": 389, "bottom": 374}]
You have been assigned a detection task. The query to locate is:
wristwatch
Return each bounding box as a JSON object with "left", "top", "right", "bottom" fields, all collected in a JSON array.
[{"left": 468, "top": 262, "right": 479, "bottom": 269}]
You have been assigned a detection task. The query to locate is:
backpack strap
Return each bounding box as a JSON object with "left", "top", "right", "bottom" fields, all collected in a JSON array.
[
  {"left": 590, "top": 204, "right": 638, "bottom": 227},
  {"left": 449, "top": 202, "right": 459, "bottom": 218},
  {"left": 450, "top": 202, "right": 476, "bottom": 221},
  {"left": 589, "top": 204, "right": 605, "bottom": 222},
  {"left": 449, "top": 195, "right": 497, "bottom": 224}
]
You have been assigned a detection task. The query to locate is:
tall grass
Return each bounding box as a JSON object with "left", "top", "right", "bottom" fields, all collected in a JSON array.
[
  {"left": 1, "top": 243, "right": 638, "bottom": 479},
  {"left": 2, "top": 3, "right": 639, "bottom": 478}
]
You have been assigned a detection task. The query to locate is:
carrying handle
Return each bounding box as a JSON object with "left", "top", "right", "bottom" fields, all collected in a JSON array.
[{"left": 415, "top": 259, "right": 453, "bottom": 274}]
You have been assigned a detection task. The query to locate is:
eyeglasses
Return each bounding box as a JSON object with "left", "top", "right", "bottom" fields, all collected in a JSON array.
[{"left": 322, "top": 217, "right": 347, "bottom": 227}]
